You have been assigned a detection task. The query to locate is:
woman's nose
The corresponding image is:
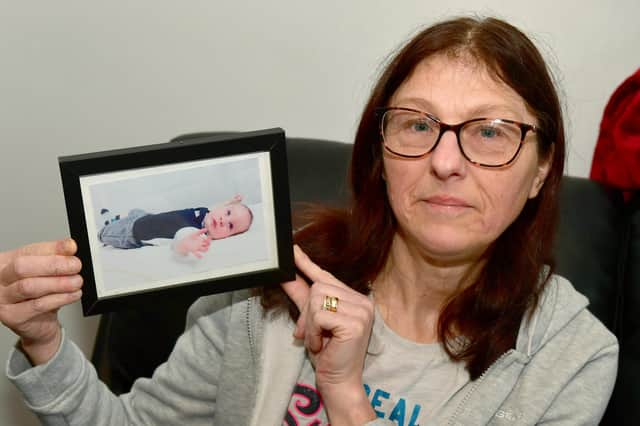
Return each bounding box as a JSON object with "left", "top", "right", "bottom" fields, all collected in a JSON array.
[{"left": 428, "top": 130, "right": 467, "bottom": 179}]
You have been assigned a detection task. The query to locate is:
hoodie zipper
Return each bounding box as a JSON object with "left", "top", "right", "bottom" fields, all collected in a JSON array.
[
  {"left": 447, "top": 350, "right": 513, "bottom": 425},
  {"left": 246, "top": 296, "right": 256, "bottom": 368}
]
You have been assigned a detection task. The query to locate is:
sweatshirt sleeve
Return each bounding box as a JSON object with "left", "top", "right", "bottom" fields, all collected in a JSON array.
[
  {"left": 6, "top": 292, "right": 235, "bottom": 425},
  {"left": 537, "top": 340, "right": 619, "bottom": 425}
]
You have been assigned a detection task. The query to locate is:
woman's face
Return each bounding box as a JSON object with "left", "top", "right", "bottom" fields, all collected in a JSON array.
[{"left": 382, "top": 54, "right": 551, "bottom": 263}]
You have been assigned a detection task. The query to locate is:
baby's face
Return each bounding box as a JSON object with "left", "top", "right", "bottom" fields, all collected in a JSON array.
[{"left": 204, "top": 203, "right": 252, "bottom": 239}]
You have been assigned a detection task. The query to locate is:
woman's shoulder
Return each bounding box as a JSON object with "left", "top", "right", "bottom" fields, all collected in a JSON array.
[
  {"left": 518, "top": 273, "right": 618, "bottom": 357},
  {"left": 558, "top": 274, "right": 617, "bottom": 342}
]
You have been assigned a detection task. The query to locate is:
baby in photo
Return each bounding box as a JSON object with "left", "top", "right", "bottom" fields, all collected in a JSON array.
[{"left": 97, "top": 194, "right": 253, "bottom": 258}]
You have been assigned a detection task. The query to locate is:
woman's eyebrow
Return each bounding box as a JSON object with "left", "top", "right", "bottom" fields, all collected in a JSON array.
[
  {"left": 392, "top": 97, "right": 436, "bottom": 111},
  {"left": 391, "top": 97, "right": 522, "bottom": 120},
  {"left": 465, "top": 103, "right": 522, "bottom": 118}
]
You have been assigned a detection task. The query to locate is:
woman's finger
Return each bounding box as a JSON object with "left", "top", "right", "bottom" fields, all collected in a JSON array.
[
  {"left": 302, "top": 285, "right": 374, "bottom": 350},
  {"left": 0, "top": 291, "right": 82, "bottom": 329},
  {"left": 307, "top": 281, "right": 368, "bottom": 308},
  {"left": 281, "top": 273, "right": 312, "bottom": 338},
  {"left": 0, "top": 239, "right": 76, "bottom": 269},
  {"left": 293, "top": 245, "right": 348, "bottom": 290},
  {"left": 1, "top": 255, "right": 82, "bottom": 286},
  {"left": 5, "top": 239, "right": 77, "bottom": 260},
  {"left": 286, "top": 246, "right": 372, "bottom": 344},
  {"left": 304, "top": 298, "right": 373, "bottom": 353},
  {"left": 281, "top": 273, "right": 311, "bottom": 312},
  {"left": 4, "top": 275, "right": 83, "bottom": 304}
]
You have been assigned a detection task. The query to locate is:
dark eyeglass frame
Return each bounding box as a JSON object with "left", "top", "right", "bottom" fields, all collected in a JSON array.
[{"left": 376, "top": 106, "right": 539, "bottom": 168}]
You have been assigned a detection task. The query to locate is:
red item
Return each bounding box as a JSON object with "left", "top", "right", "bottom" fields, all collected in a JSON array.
[{"left": 590, "top": 68, "right": 640, "bottom": 200}]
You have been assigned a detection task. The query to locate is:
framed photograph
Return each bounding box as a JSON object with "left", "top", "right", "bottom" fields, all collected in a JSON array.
[{"left": 59, "top": 128, "right": 293, "bottom": 316}]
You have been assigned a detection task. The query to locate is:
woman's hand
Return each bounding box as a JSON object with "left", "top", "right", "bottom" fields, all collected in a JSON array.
[
  {"left": 281, "top": 245, "right": 376, "bottom": 425},
  {"left": 0, "top": 238, "right": 83, "bottom": 365}
]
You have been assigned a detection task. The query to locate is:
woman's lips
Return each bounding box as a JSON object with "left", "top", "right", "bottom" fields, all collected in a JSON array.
[{"left": 423, "top": 195, "right": 472, "bottom": 214}]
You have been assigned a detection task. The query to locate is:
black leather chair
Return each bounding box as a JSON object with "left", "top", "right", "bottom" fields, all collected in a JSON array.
[{"left": 91, "top": 135, "right": 639, "bottom": 424}]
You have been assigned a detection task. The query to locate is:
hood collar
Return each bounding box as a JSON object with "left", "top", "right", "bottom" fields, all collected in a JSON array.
[{"left": 515, "top": 274, "right": 589, "bottom": 357}]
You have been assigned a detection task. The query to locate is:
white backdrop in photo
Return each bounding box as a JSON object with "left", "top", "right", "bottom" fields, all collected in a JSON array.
[{"left": 88, "top": 155, "right": 263, "bottom": 218}]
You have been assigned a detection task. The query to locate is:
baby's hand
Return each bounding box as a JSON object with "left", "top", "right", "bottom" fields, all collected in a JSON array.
[{"left": 174, "top": 229, "right": 211, "bottom": 258}]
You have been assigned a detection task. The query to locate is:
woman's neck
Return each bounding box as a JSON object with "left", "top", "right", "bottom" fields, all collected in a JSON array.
[{"left": 372, "top": 234, "right": 485, "bottom": 343}]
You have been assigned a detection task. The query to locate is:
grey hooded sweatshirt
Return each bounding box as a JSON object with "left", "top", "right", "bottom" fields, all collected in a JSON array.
[{"left": 7, "top": 274, "right": 617, "bottom": 425}]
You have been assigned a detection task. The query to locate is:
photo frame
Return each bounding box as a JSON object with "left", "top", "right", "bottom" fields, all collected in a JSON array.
[{"left": 59, "top": 128, "right": 293, "bottom": 316}]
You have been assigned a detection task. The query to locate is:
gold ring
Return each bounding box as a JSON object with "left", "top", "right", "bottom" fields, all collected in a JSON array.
[{"left": 321, "top": 295, "right": 339, "bottom": 313}]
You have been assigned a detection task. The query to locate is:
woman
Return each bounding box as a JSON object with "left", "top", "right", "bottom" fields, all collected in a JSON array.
[{"left": 2, "top": 16, "right": 617, "bottom": 425}]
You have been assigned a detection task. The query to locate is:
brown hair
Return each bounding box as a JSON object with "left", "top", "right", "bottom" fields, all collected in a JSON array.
[{"left": 259, "top": 16, "right": 565, "bottom": 379}]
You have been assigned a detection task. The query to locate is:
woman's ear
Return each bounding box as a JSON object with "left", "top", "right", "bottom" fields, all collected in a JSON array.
[{"left": 528, "top": 146, "right": 554, "bottom": 199}]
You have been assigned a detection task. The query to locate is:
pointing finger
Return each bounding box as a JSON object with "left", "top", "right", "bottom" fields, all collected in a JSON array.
[{"left": 293, "top": 245, "right": 346, "bottom": 289}]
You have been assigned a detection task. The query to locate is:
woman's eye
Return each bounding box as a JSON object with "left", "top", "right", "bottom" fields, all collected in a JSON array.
[
  {"left": 479, "top": 127, "right": 499, "bottom": 138},
  {"left": 226, "top": 210, "right": 231, "bottom": 216},
  {"left": 411, "top": 121, "right": 431, "bottom": 132},
  {"left": 229, "top": 223, "right": 234, "bottom": 230}
]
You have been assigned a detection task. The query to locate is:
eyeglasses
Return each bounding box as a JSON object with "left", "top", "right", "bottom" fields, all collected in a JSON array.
[{"left": 378, "top": 107, "right": 538, "bottom": 167}]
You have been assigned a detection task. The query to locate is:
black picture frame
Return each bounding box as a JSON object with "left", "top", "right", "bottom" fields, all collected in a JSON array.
[{"left": 59, "top": 128, "right": 293, "bottom": 316}]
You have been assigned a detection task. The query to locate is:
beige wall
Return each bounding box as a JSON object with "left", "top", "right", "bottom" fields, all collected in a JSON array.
[{"left": 1, "top": 1, "right": 639, "bottom": 423}]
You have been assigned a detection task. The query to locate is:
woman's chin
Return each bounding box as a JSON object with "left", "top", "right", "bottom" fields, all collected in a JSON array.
[{"left": 403, "top": 232, "right": 490, "bottom": 264}]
